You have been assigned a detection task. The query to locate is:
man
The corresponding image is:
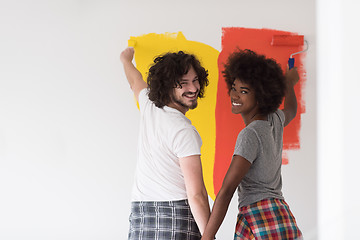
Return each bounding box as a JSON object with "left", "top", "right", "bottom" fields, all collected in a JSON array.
[{"left": 120, "top": 47, "right": 210, "bottom": 240}]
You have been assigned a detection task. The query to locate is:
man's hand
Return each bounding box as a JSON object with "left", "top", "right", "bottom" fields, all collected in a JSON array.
[{"left": 120, "top": 47, "right": 135, "bottom": 64}]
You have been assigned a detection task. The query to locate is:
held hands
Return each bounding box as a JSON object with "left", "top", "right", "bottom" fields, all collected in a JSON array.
[
  {"left": 285, "top": 67, "right": 300, "bottom": 87},
  {"left": 120, "top": 47, "right": 135, "bottom": 64}
]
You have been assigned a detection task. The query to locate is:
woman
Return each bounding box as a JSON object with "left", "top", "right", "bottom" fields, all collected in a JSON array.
[{"left": 202, "top": 49, "right": 302, "bottom": 240}]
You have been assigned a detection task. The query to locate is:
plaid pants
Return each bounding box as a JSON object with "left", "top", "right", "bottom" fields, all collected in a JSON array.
[
  {"left": 128, "top": 199, "right": 201, "bottom": 240},
  {"left": 235, "top": 198, "right": 302, "bottom": 240}
]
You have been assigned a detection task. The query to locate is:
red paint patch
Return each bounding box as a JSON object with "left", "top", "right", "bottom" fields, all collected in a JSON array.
[{"left": 213, "top": 28, "right": 306, "bottom": 195}]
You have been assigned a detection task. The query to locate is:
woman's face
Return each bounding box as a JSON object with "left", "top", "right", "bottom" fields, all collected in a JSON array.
[{"left": 229, "top": 79, "right": 258, "bottom": 115}]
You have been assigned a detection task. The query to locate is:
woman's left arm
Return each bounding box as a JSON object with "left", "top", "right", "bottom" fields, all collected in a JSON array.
[
  {"left": 201, "top": 155, "right": 251, "bottom": 240},
  {"left": 282, "top": 67, "right": 300, "bottom": 126}
]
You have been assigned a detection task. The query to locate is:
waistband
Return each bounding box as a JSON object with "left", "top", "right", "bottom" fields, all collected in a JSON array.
[{"left": 131, "top": 199, "right": 189, "bottom": 207}]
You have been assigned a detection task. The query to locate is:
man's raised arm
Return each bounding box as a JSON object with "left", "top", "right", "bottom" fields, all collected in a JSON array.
[{"left": 120, "top": 47, "right": 147, "bottom": 101}]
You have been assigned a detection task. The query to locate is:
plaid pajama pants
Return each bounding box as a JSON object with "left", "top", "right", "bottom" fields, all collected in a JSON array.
[
  {"left": 128, "top": 199, "right": 201, "bottom": 240},
  {"left": 235, "top": 198, "right": 303, "bottom": 240}
]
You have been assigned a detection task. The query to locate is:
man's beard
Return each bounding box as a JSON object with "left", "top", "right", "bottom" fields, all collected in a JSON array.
[
  {"left": 173, "top": 98, "right": 198, "bottom": 110},
  {"left": 173, "top": 92, "right": 198, "bottom": 110}
]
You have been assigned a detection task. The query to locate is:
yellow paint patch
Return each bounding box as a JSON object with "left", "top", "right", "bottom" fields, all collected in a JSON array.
[{"left": 129, "top": 32, "right": 219, "bottom": 199}]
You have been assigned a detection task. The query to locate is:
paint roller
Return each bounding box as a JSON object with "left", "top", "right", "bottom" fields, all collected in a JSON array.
[
  {"left": 128, "top": 39, "right": 137, "bottom": 48},
  {"left": 271, "top": 35, "right": 308, "bottom": 69}
]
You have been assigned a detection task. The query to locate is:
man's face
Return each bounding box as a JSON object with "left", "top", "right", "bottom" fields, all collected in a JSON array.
[{"left": 170, "top": 66, "right": 200, "bottom": 114}]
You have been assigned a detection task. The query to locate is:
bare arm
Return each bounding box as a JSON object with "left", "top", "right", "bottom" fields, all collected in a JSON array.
[
  {"left": 120, "top": 47, "right": 147, "bottom": 102},
  {"left": 201, "top": 155, "right": 251, "bottom": 240},
  {"left": 179, "top": 155, "right": 210, "bottom": 235},
  {"left": 282, "top": 67, "right": 300, "bottom": 127}
]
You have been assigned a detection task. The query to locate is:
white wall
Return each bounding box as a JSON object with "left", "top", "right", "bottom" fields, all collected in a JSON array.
[
  {"left": 317, "top": 0, "right": 360, "bottom": 239},
  {"left": 0, "top": 1, "right": 317, "bottom": 239}
]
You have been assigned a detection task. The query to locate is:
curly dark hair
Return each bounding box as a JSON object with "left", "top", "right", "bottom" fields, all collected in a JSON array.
[
  {"left": 223, "top": 49, "right": 286, "bottom": 115},
  {"left": 147, "top": 51, "right": 209, "bottom": 108}
]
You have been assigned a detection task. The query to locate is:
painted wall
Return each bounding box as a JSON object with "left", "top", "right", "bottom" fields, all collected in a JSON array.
[{"left": 0, "top": 1, "right": 317, "bottom": 239}]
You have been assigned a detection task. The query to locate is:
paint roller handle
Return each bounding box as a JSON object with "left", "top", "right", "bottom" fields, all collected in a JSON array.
[
  {"left": 288, "top": 40, "right": 309, "bottom": 69},
  {"left": 288, "top": 57, "right": 295, "bottom": 69}
]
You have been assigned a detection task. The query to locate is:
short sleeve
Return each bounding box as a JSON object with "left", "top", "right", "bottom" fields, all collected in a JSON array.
[
  {"left": 172, "top": 127, "right": 202, "bottom": 158},
  {"left": 233, "top": 128, "right": 259, "bottom": 163},
  {"left": 138, "top": 88, "right": 150, "bottom": 112},
  {"left": 275, "top": 109, "right": 286, "bottom": 127}
]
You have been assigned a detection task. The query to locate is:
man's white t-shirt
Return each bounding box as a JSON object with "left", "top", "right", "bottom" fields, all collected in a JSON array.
[{"left": 131, "top": 89, "right": 202, "bottom": 201}]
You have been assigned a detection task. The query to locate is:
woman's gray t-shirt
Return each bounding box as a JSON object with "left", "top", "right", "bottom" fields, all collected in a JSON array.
[{"left": 234, "top": 109, "right": 285, "bottom": 208}]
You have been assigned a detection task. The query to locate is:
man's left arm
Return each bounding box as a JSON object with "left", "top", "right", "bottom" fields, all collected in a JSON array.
[{"left": 179, "top": 155, "right": 210, "bottom": 235}]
